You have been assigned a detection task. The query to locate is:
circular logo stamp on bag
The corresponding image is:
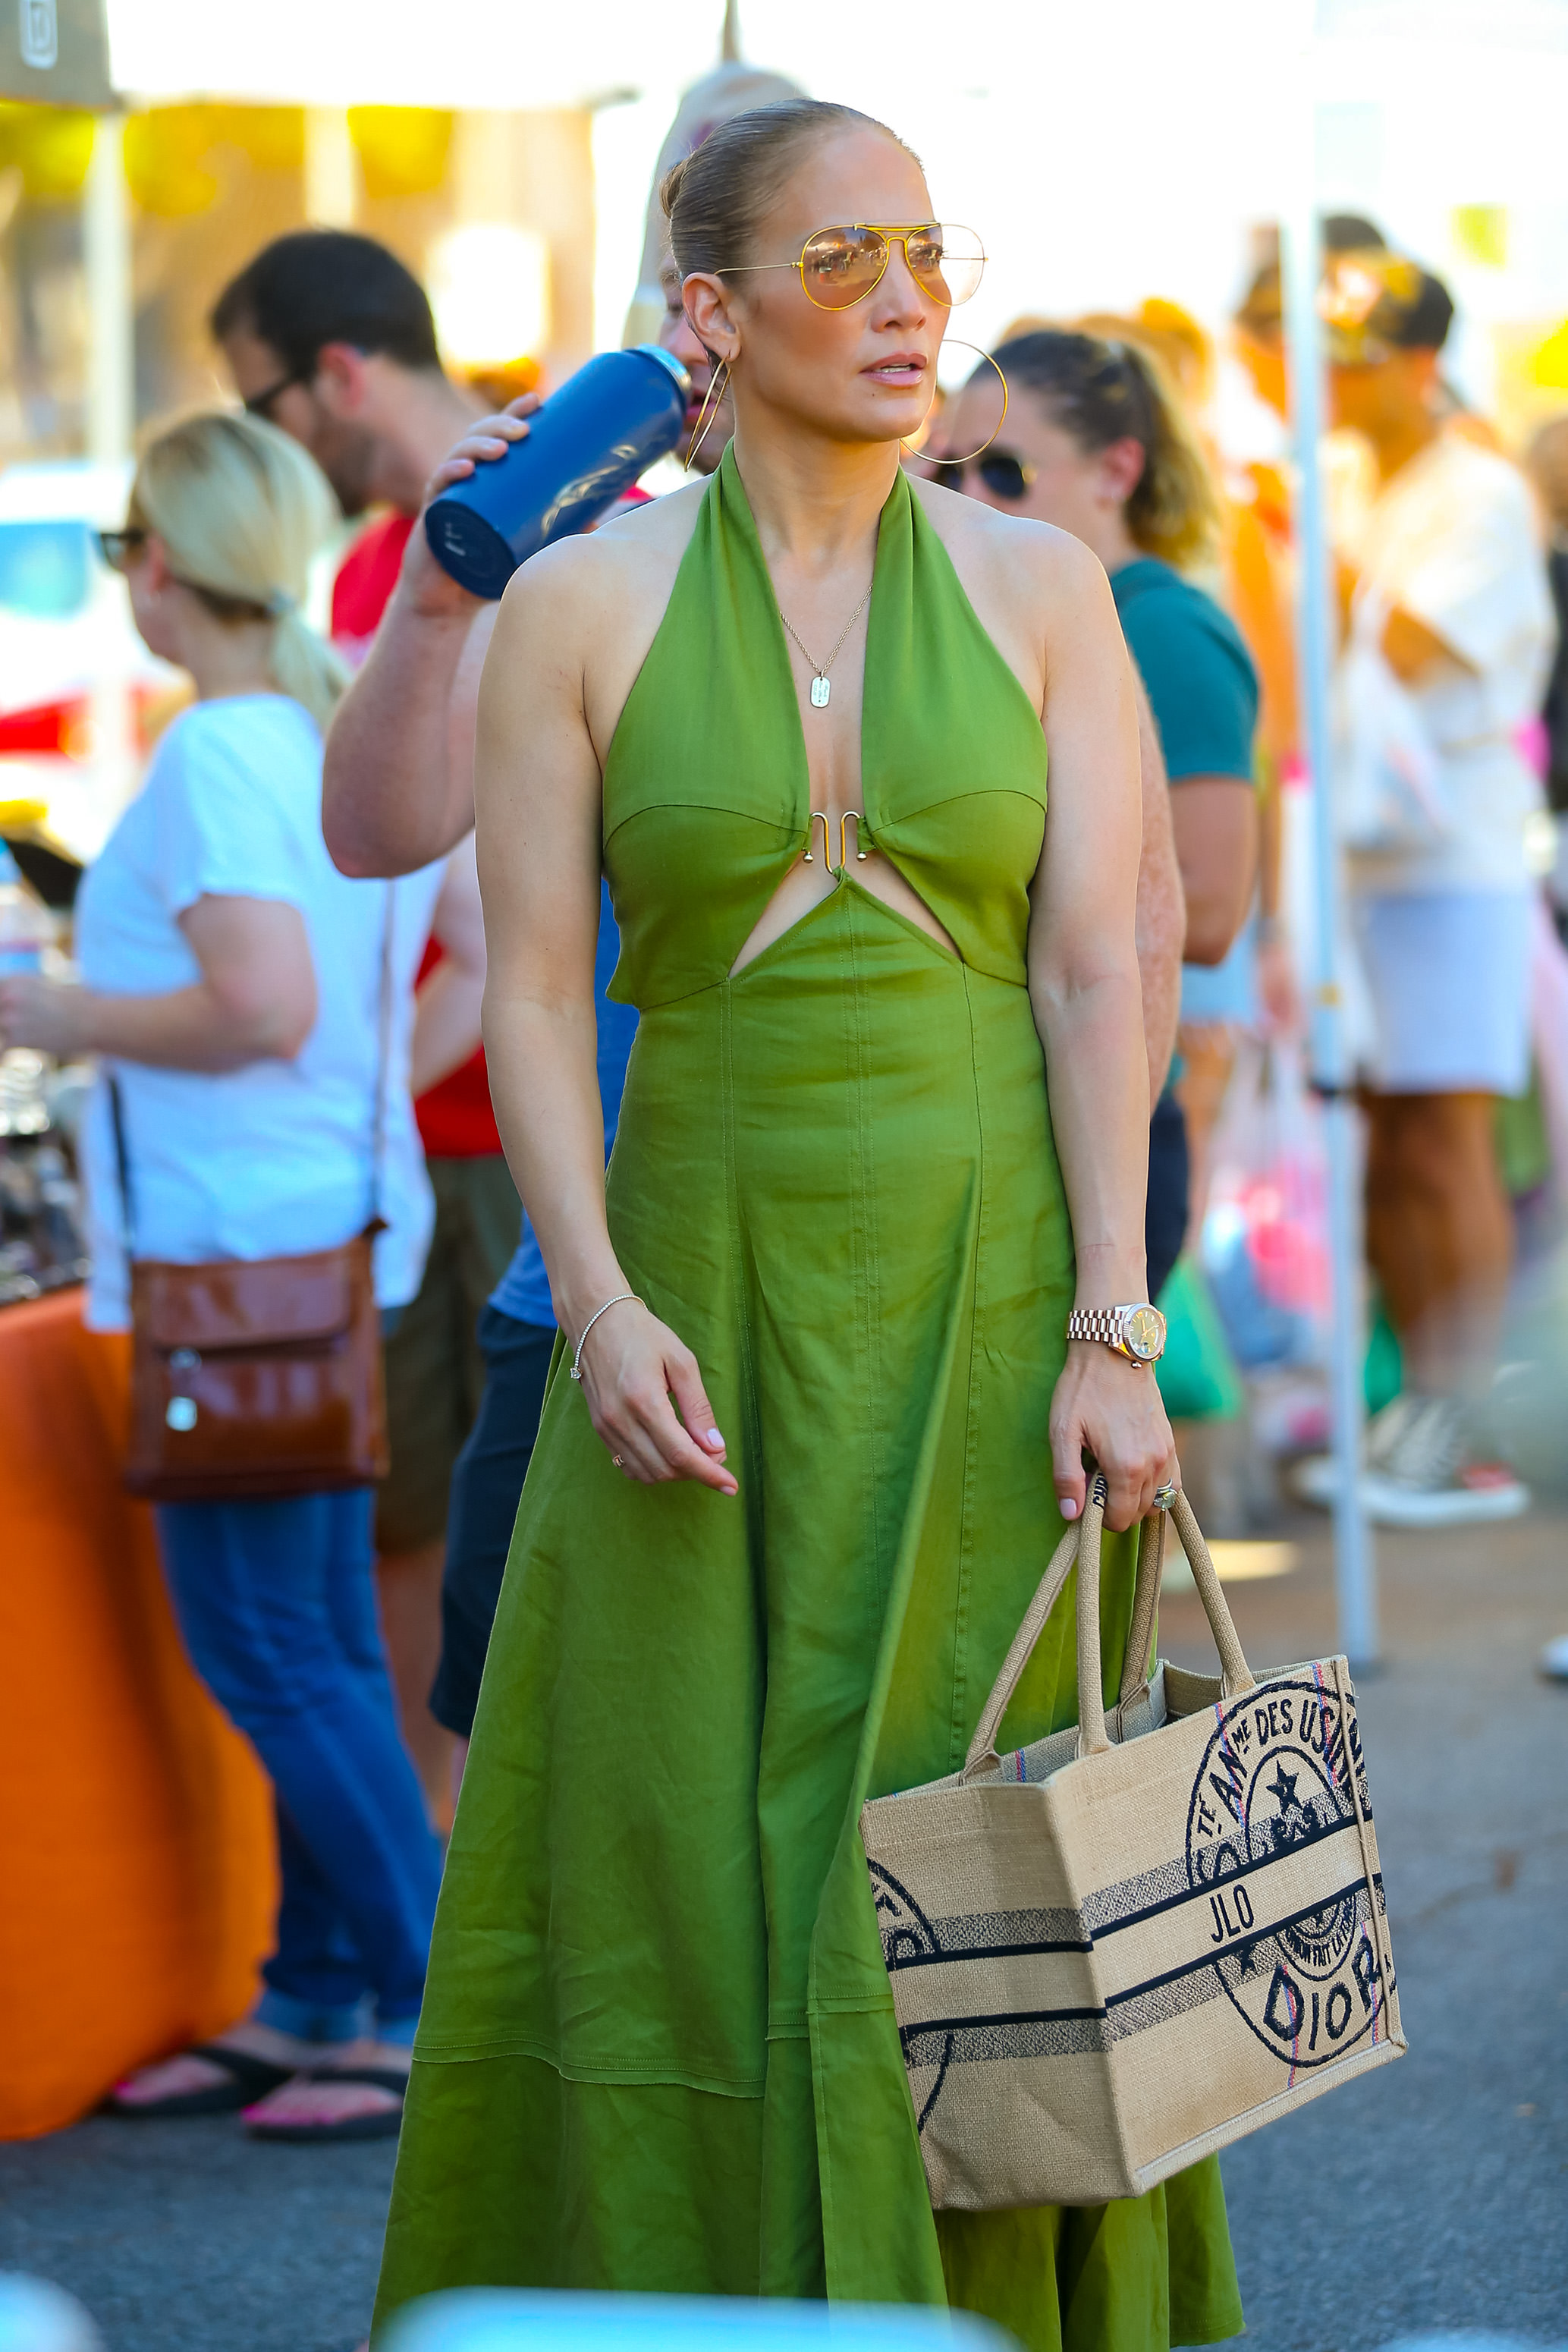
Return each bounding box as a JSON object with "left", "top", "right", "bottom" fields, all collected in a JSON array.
[{"left": 1183, "top": 1675, "right": 1390, "bottom": 2070}]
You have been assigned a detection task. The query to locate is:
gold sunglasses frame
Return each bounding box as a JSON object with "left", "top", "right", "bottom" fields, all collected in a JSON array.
[{"left": 724, "top": 221, "right": 985, "bottom": 313}]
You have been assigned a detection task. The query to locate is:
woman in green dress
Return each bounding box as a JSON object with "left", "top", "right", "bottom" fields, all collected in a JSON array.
[{"left": 375, "top": 99, "right": 1243, "bottom": 2350}]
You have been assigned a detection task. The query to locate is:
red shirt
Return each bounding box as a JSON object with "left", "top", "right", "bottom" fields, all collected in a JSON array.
[
  {"left": 331, "top": 512, "right": 414, "bottom": 657},
  {"left": 332, "top": 511, "right": 503, "bottom": 1160}
]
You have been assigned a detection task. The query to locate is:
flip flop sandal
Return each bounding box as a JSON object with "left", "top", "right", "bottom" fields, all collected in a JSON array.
[
  {"left": 243, "top": 2064, "right": 410, "bottom": 2144},
  {"left": 105, "top": 2042, "right": 298, "bottom": 2121}
]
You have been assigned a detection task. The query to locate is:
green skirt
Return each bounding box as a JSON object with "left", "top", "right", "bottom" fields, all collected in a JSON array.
[{"left": 373, "top": 882, "right": 1243, "bottom": 2351}]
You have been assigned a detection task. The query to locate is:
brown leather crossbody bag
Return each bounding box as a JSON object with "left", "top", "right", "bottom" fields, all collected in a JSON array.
[{"left": 113, "top": 892, "right": 394, "bottom": 1504}]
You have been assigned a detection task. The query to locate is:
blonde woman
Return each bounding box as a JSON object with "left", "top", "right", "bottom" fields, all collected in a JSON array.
[{"left": 0, "top": 412, "right": 445, "bottom": 2143}]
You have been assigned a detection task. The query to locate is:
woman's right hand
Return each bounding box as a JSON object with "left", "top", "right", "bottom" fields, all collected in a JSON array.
[
  {"left": 574, "top": 1298, "right": 738, "bottom": 1496},
  {"left": 399, "top": 395, "right": 542, "bottom": 622}
]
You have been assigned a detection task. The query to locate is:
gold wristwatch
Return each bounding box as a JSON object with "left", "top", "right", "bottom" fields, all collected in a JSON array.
[{"left": 1066, "top": 1303, "right": 1167, "bottom": 1365}]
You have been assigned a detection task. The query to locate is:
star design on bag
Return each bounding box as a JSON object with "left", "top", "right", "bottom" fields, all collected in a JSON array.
[{"left": 1266, "top": 1764, "right": 1300, "bottom": 1811}]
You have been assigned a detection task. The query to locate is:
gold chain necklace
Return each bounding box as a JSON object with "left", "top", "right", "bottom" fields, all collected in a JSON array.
[{"left": 778, "top": 579, "right": 874, "bottom": 709}]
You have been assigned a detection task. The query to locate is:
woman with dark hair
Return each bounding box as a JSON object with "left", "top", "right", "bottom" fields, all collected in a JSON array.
[
  {"left": 374, "top": 102, "right": 1241, "bottom": 2348},
  {"left": 937, "top": 332, "right": 1260, "bottom": 1291}
]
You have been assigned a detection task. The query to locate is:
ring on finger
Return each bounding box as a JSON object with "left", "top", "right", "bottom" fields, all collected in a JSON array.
[
  {"left": 611, "top": 1454, "right": 625, "bottom": 1469},
  {"left": 1152, "top": 1479, "right": 1179, "bottom": 1511}
]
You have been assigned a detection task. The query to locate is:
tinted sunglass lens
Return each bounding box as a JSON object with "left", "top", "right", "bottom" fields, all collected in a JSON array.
[
  {"left": 977, "top": 456, "right": 1030, "bottom": 501},
  {"left": 907, "top": 226, "right": 985, "bottom": 309},
  {"left": 800, "top": 228, "right": 887, "bottom": 309},
  {"left": 930, "top": 463, "right": 964, "bottom": 492}
]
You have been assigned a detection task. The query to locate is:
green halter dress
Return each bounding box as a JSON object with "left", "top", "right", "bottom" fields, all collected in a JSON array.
[{"left": 373, "top": 446, "right": 1243, "bottom": 2352}]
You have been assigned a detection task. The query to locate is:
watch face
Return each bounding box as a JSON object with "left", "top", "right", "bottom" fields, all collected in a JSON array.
[{"left": 1123, "top": 1303, "right": 1166, "bottom": 1363}]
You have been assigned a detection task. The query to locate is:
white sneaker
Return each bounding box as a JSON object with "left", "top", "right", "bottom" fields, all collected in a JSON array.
[
  {"left": 1292, "top": 1392, "right": 1425, "bottom": 1506},
  {"left": 1293, "top": 1392, "right": 1529, "bottom": 1527},
  {"left": 1360, "top": 1465, "right": 1529, "bottom": 1527}
]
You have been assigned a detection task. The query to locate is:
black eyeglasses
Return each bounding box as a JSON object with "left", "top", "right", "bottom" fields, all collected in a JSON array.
[
  {"left": 244, "top": 369, "right": 306, "bottom": 420},
  {"left": 97, "top": 527, "right": 147, "bottom": 572},
  {"left": 932, "top": 449, "right": 1037, "bottom": 502}
]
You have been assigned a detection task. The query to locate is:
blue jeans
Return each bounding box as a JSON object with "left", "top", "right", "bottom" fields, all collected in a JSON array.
[
  {"left": 430, "top": 1306, "right": 557, "bottom": 1739},
  {"left": 154, "top": 1487, "right": 442, "bottom": 2039}
]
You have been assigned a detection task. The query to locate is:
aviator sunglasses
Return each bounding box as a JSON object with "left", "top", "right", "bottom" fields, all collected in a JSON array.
[{"left": 724, "top": 222, "right": 985, "bottom": 311}]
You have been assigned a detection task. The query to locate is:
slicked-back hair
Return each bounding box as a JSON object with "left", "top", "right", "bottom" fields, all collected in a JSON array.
[{"left": 660, "top": 98, "right": 918, "bottom": 280}]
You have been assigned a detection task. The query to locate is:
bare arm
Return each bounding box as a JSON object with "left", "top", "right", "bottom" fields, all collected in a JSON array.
[
  {"left": 323, "top": 568, "right": 495, "bottom": 878},
  {"left": 410, "top": 832, "right": 488, "bottom": 1097},
  {"left": 0, "top": 896, "right": 316, "bottom": 1071},
  {"left": 475, "top": 545, "right": 736, "bottom": 1496},
  {"left": 322, "top": 401, "right": 536, "bottom": 879},
  {"left": 1336, "top": 552, "right": 1475, "bottom": 684},
  {"left": 1132, "top": 670, "right": 1183, "bottom": 1105},
  {"left": 1168, "top": 777, "right": 1258, "bottom": 966},
  {"left": 1028, "top": 540, "right": 1177, "bottom": 1532},
  {"left": 1381, "top": 605, "right": 1472, "bottom": 685}
]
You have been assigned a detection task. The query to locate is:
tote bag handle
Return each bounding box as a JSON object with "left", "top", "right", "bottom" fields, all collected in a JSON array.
[{"left": 961, "top": 1479, "right": 1256, "bottom": 1781}]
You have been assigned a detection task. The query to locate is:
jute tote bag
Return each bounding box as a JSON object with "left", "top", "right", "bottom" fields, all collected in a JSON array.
[{"left": 859, "top": 1479, "right": 1404, "bottom": 2209}]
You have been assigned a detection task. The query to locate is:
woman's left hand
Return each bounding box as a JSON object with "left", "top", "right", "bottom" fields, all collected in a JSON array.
[
  {"left": 1049, "top": 1340, "right": 1178, "bottom": 1534},
  {"left": 0, "top": 973, "right": 86, "bottom": 1058}
]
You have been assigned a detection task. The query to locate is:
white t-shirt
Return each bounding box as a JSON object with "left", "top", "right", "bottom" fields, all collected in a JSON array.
[
  {"left": 1340, "top": 435, "right": 1555, "bottom": 896},
  {"left": 74, "top": 693, "right": 443, "bottom": 1330}
]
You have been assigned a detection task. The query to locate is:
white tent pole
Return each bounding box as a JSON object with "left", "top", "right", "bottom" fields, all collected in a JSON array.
[
  {"left": 84, "top": 114, "right": 131, "bottom": 470},
  {"left": 84, "top": 114, "right": 137, "bottom": 836},
  {"left": 305, "top": 108, "right": 357, "bottom": 227},
  {"left": 1280, "top": 32, "right": 1379, "bottom": 1669}
]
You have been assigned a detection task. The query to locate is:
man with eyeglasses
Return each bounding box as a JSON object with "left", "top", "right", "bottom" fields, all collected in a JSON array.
[{"left": 213, "top": 232, "right": 487, "bottom": 571}]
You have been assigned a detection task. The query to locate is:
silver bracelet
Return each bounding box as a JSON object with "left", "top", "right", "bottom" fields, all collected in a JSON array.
[{"left": 569, "top": 1292, "right": 641, "bottom": 1382}]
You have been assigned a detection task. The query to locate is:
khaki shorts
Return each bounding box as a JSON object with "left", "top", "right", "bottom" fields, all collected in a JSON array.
[{"left": 376, "top": 1153, "right": 521, "bottom": 1555}]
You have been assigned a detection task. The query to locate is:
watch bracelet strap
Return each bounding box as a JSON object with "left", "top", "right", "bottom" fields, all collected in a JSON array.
[{"left": 1067, "top": 1306, "right": 1127, "bottom": 1349}]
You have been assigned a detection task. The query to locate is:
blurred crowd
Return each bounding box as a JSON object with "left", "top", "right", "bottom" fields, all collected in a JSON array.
[{"left": 2, "top": 143, "right": 1566, "bottom": 2145}]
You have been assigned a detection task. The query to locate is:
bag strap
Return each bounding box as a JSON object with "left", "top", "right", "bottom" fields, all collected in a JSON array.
[
  {"left": 367, "top": 882, "right": 394, "bottom": 1231},
  {"left": 108, "top": 1070, "right": 135, "bottom": 1258},
  {"left": 1117, "top": 1509, "right": 1167, "bottom": 1710},
  {"left": 960, "top": 1511, "right": 1084, "bottom": 1781},
  {"left": 961, "top": 1478, "right": 1256, "bottom": 1781}
]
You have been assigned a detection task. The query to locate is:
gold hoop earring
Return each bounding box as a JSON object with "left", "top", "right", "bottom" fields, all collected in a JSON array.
[
  {"left": 683, "top": 357, "right": 732, "bottom": 473},
  {"left": 902, "top": 340, "right": 1008, "bottom": 467}
]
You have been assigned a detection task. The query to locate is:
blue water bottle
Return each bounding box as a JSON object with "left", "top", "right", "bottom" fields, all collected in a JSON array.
[{"left": 424, "top": 345, "right": 693, "bottom": 599}]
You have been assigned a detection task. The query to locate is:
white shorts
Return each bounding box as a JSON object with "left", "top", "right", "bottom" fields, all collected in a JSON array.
[{"left": 1350, "top": 888, "right": 1532, "bottom": 1096}]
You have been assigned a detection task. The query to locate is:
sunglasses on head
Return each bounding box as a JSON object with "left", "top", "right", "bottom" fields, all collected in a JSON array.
[
  {"left": 932, "top": 449, "right": 1036, "bottom": 501},
  {"left": 726, "top": 222, "right": 985, "bottom": 312}
]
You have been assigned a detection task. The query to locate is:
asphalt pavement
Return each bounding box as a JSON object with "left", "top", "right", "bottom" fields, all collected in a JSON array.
[{"left": 2, "top": 1504, "right": 1563, "bottom": 2352}]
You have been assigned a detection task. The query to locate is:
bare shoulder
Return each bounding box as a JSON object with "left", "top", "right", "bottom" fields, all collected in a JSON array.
[
  {"left": 496, "top": 483, "right": 701, "bottom": 628},
  {"left": 913, "top": 475, "right": 1112, "bottom": 615},
  {"left": 487, "top": 482, "right": 709, "bottom": 755},
  {"left": 910, "top": 476, "right": 1117, "bottom": 709}
]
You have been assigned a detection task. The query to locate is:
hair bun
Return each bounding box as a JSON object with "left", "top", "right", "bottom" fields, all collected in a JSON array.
[{"left": 659, "top": 159, "right": 689, "bottom": 222}]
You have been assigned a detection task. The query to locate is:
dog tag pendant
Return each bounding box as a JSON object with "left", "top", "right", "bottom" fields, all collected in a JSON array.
[{"left": 810, "top": 674, "right": 831, "bottom": 708}]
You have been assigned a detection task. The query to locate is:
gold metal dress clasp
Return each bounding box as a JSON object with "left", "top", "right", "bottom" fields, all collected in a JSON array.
[{"left": 802, "top": 810, "right": 868, "bottom": 875}]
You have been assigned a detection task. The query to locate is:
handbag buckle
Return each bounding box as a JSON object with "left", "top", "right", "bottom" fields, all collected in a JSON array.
[{"left": 167, "top": 1347, "right": 200, "bottom": 1431}]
